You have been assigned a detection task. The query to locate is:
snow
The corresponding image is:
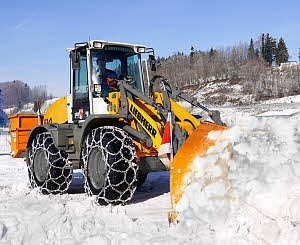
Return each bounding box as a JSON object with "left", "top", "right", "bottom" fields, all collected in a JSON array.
[
  {"left": 262, "top": 95, "right": 300, "bottom": 104},
  {"left": 176, "top": 116, "right": 300, "bottom": 244},
  {"left": 256, "top": 109, "right": 300, "bottom": 117},
  {"left": 4, "top": 98, "right": 59, "bottom": 115},
  {"left": 1, "top": 101, "right": 300, "bottom": 244}
]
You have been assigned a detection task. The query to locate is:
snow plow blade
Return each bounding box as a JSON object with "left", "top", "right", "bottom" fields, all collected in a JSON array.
[{"left": 168, "top": 121, "right": 227, "bottom": 223}]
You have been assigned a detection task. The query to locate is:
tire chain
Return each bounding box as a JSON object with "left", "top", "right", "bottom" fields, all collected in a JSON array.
[
  {"left": 82, "top": 126, "right": 138, "bottom": 205},
  {"left": 27, "top": 132, "right": 72, "bottom": 194}
]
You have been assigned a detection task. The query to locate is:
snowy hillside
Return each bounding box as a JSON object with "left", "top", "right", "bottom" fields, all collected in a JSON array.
[
  {"left": 1, "top": 99, "right": 300, "bottom": 244},
  {"left": 188, "top": 78, "right": 300, "bottom": 109},
  {"left": 4, "top": 98, "right": 59, "bottom": 115}
]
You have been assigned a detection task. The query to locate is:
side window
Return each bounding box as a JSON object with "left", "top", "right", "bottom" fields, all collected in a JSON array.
[
  {"left": 74, "top": 55, "right": 88, "bottom": 91},
  {"left": 72, "top": 53, "right": 89, "bottom": 119},
  {"left": 126, "top": 55, "right": 144, "bottom": 92}
]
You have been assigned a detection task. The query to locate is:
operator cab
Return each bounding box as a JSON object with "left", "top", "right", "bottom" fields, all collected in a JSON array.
[
  {"left": 91, "top": 47, "right": 145, "bottom": 97},
  {"left": 69, "top": 40, "right": 154, "bottom": 122}
]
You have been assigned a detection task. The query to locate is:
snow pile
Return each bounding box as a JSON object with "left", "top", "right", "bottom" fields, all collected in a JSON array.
[{"left": 176, "top": 116, "right": 300, "bottom": 244}]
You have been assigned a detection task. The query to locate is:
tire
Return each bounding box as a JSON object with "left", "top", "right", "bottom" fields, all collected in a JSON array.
[
  {"left": 26, "top": 132, "right": 72, "bottom": 194},
  {"left": 82, "top": 126, "right": 138, "bottom": 205}
]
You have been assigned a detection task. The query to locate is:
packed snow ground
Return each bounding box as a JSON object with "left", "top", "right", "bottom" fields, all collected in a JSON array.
[{"left": 1, "top": 100, "right": 300, "bottom": 244}]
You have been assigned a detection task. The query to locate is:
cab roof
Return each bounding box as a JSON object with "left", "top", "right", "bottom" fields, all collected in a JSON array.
[{"left": 67, "top": 40, "right": 147, "bottom": 54}]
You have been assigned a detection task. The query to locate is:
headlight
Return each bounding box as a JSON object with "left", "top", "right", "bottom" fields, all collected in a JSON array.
[
  {"left": 137, "top": 47, "right": 146, "bottom": 53},
  {"left": 93, "top": 42, "right": 103, "bottom": 48}
]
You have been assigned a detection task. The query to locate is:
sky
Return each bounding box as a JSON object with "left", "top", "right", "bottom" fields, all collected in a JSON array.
[{"left": 0, "top": 0, "right": 299, "bottom": 97}]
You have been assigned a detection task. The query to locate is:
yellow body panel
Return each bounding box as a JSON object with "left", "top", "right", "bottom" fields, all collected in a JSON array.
[
  {"left": 108, "top": 92, "right": 121, "bottom": 113},
  {"left": 170, "top": 99, "right": 200, "bottom": 129},
  {"left": 151, "top": 92, "right": 164, "bottom": 109},
  {"left": 129, "top": 119, "right": 160, "bottom": 159},
  {"left": 127, "top": 97, "right": 162, "bottom": 150},
  {"left": 107, "top": 92, "right": 164, "bottom": 156},
  {"left": 43, "top": 96, "right": 68, "bottom": 124}
]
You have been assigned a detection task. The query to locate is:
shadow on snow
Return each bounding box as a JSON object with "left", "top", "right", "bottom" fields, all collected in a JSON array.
[{"left": 67, "top": 170, "right": 170, "bottom": 204}]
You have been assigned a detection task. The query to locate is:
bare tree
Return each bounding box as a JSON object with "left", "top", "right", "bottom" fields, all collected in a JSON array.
[
  {"left": 30, "top": 85, "right": 48, "bottom": 102},
  {"left": 148, "top": 39, "right": 299, "bottom": 103}
]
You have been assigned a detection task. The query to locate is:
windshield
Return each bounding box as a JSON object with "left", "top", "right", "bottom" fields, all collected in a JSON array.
[{"left": 91, "top": 46, "right": 145, "bottom": 96}]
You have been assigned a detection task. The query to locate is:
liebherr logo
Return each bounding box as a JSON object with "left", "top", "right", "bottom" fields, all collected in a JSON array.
[{"left": 129, "top": 104, "right": 157, "bottom": 137}]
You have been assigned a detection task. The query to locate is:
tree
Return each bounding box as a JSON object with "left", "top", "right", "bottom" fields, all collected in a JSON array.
[
  {"left": 261, "top": 33, "right": 265, "bottom": 59},
  {"left": 248, "top": 38, "right": 256, "bottom": 59},
  {"left": 255, "top": 48, "right": 259, "bottom": 58},
  {"left": 264, "top": 33, "right": 276, "bottom": 66},
  {"left": 190, "top": 46, "right": 195, "bottom": 55},
  {"left": 275, "top": 37, "right": 289, "bottom": 65},
  {"left": 30, "top": 85, "right": 48, "bottom": 102},
  {"left": 190, "top": 46, "right": 195, "bottom": 65},
  {"left": 209, "top": 47, "right": 217, "bottom": 59},
  {"left": 0, "top": 90, "right": 7, "bottom": 126},
  {"left": 22, "top": 83, "right": 30, "bottom": 104},
  {"left": 1, "top": 80, "right": 29, "bottom": 108}
]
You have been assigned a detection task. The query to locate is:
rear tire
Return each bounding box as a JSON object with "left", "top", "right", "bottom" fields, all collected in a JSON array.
[
  {"left": 82, "top": 126, "right": 138, "bottom": 205},
  {"left": 26, "top": 132, "right": 72, "bottom": 194}
]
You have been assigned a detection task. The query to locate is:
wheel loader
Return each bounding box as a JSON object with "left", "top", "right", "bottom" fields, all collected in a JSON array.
[{"left": 22, "top": 40, "right": 227, "bottom": 222}]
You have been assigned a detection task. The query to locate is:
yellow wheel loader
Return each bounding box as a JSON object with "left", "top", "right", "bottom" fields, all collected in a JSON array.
[{"left": 23, "top": 40, "right": 227, "bottom": 222}]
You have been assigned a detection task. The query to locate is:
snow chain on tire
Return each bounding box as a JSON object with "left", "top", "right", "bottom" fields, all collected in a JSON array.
[
  {"left": 27, "top": 132, "right": 72, "bottom": 194},
  {"left": 82, "top": 126, "right": 138, "bottom": 205}
]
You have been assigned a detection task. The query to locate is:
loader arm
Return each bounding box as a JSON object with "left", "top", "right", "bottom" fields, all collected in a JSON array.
[
  {"left": 149, "top": 75, "right": 225, "bottom": 126},
  {"left": 126, "top": 97, "right": 162, "bottom": 150},
  {"left": 108, "top": 81, "right": 167, "bottom": 156},
  {"left": 109, "top": 78, "right": 226, "bottom": 157},
  {"left": 109, "top": 80, "right": 203, "bottom": 156}
]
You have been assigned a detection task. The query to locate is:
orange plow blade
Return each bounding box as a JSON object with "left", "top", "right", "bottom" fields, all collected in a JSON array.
[{"left": 168, "top": 121, "right": 227, "bottom": 223}]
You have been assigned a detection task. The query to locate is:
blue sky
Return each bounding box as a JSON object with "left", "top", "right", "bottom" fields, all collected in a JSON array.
[{"left": 0, "top": 0, "right": 299, "bottom": 97}]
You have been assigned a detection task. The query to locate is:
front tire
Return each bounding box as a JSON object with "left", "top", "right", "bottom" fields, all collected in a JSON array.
[
  {"left": 82, "top": 126, "right": 138, "bottom": 205},
  {"left": 26, "top": 132, "right": 72, "bottom": 194}
]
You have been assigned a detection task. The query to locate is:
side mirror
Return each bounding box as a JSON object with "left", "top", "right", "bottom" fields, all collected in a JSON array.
[
  {"left": 71, "top": 51, "right": 81, "bottom": 70},
  {"left": 149, "top": 55, "right": 156, "bottom": 71}
]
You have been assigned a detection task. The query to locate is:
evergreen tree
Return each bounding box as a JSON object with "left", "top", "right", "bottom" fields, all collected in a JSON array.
[
  {"left": 298, "top": 48, "right": 300, "bottom": 62},
  {"left": 261, "top": 33, "right": 265, "bottom": 59},
  {"left": 255, "top": 48, "right": 259, "bottom": 58},
  {"left": 190, "top": 46, "right": 195, "bottom": 54},
  {"left": 264, "top": 33, "right": 276, "bottom": 66},
  {"left": 247, "top": 38, "right": 255, "bottom": 59},
  {"left": 190, "top": 46, "right": 195, "bottom": 65},
  {"left": 209, "top": 47, "right": 216, "bottom": 57},
  {"left": 264, "top": 33, "right": 272, "bottom": 64},
  {"left": 275, "top": 37, "right": 289, "bottom": 65}
]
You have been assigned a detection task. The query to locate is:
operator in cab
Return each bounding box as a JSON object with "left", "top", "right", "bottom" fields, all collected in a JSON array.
[{"left": 93, "top": 56, "right": 118, "bottom": 96}]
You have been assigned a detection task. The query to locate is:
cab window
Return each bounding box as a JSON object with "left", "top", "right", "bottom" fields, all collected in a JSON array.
[{"left": 72, "top": 52, "right": 89, "bottom": 119}]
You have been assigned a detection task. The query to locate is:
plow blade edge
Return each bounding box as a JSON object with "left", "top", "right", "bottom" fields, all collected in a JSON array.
[{"left": 168, "top": 121, "right": 227, "bottom": 223}]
